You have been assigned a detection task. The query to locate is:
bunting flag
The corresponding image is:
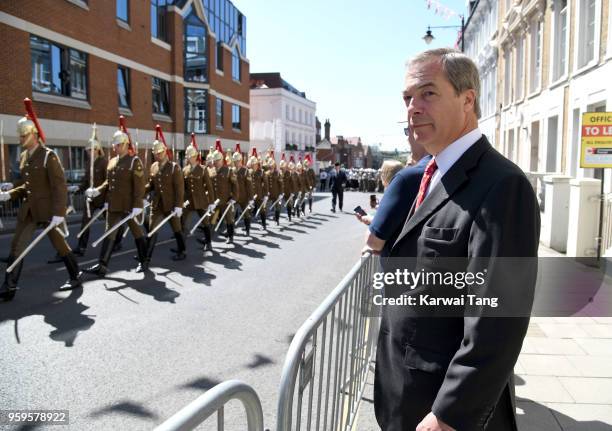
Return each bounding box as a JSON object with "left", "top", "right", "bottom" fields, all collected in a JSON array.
[{"left": 424, "top": 0, "right": 460, "bottom": 20}]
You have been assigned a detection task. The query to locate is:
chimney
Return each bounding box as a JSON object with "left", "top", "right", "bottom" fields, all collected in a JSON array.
[{"left": 324, "top": 119, "right": 331, "bottom": 141}]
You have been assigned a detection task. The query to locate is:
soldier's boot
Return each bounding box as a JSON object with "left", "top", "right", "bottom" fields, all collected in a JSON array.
[
  {"left": 244, "top": 218, "right": 251, "bottom": 236},
  {"left": 274, "top": 209, "right": 280, "bottom": 225},
  {"left": 203, "top": 225, "right": 213, "bottom": 252},
  {"left": 73, "top": 229, "right": 89, "bottom": 256},
  {"left": 288, "top": 207, "right": 292, "bottom": 222},
  {"left": 172, "top": 232, "right": 187, "bottom": 261},
  {"left": 84, "top": 238, "right": 113, "bottom": 277},
  {"left": 301, "top": 201, "right": 306, "bottom": 215},
  {"left": 308, "top": 198, "right": 313, "bottom": 213},
  {"left": 134, "top": 236, "right": 149, "bottom": 272},
  {"left": 295, "top": 205, "right": 300, "bottom": 218},
  {"left": 136, "top": 234, "right": 157, "bottom": 272},
  {"left": 0, "top": 256, "right": 23, "bottom": 302},
  {"left": 59, "top": 253, "right": 82, "bottom": 291},
  {"left": 112, "top": 226, "right": 125, "bottom": 252},
  {"left": 260, "top": 212, "right": 267, "bottom": 230},
  {"left": 225, "top": 224, "right": 234, "bottom": 244}
]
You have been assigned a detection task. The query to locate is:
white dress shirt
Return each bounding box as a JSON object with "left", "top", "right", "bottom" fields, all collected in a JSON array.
[{"left": 424, "top": 128, "right": 483, "bottom": 199}]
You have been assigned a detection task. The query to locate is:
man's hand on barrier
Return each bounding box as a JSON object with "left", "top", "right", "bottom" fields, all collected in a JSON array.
[{"left": 416, "top": 412, "right": 455, "bottom": 431}]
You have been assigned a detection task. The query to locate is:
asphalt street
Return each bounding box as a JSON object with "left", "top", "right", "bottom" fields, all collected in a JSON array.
[{"left": 0, "top": 191, "right": 376, "bottom": 430}]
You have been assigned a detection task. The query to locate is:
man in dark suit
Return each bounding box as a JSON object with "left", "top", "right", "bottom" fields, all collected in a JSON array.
[
  {"left": 374, "top": 48, "right": 540, "bottom": 431},
  {"left": 329, "top": 162, "right": 347, "bottom": 212}
]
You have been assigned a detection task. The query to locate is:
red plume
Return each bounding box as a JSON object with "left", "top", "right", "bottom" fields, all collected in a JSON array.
[
  {"left": 289, "top": 155, "right": 296, "bottom": 164},
  {"left": 190, "top": 133, "right": 202, "bottom": 163},
  {"left": 23, "top": 98, "right": 45, "bottom": 143},
  {"left": 235, "top": 143, "right": 241, "bottom": 154},
  {"left": 251, "top": 147, "right": 257, "bottom": 157},
  {"left": 281, "top": 152, "right": 286, "bottom": 161},
  {"left": 119, "top": 115, "right": 134, "bottom": 155},
  {"left": 155, "top": 124, "right": 172, "bottom": 159},
  {"left": 215, "top": 138, "right": 223, "bottom": 154}
]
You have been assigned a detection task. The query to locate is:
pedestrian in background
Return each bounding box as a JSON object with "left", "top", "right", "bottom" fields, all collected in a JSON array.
[
  {"left": 319, "top": 169, "right": 328, "bottom": 191},
  {"left": 329, "top": 162, "right": 347, "bottom": 212}
]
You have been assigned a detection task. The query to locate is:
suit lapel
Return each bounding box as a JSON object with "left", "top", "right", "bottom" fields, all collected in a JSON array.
[{"left": 392, "top": 136, "right": 492, "bottom": 250}]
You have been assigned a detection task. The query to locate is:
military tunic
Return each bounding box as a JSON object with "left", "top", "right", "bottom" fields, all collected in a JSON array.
[
  {"left": 8, "top": 145, "right": 71, "bottom": 257},
  {"left": 182, "top": 163, "right": 215, "bottom": 230},
  {"left": 209, "top": 165, "right": 237, "bottom": 225},
  {"left": 234, "top": 166, "right": 253, "bottom": 221},
  {"left": 75, "top": 156, "right": 108, "bottom": 249},
  {"left": 250, "top": 167, "right": 269, "bottom": 215},
  {"left": 281, "top": 170, "right": 296, "bottom": 208},
  {"left": 146, "top": 160, "right": 185, "bottom": 233},
  {"left": 266, "top": 169, "right": 283, "bottom": 212},
  {"left": 96, "top": 154, "right": 146, "bottom": 242}
]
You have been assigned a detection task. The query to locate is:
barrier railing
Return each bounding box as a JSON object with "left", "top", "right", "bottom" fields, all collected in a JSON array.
[
  {"left": 154, "top": 380, "right": 264, "bottom": 431},
  {"left": 276, "top": 252, "right": 381, "bottom": 431}
]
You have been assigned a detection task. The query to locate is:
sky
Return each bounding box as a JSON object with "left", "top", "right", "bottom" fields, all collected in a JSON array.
[{"left": 237, "top": 0, "right": 468, "bottom": 152}]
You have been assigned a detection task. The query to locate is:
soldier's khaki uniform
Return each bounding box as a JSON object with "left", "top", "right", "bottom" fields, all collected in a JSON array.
[
  {"left": 266, "top": 168, "right": 283, "bottom": 225},
  {"left": 1, "top": 145, "right": 82, "bottom": 301},
  {"left": 250, "top": 166, "right": 269, "bottom": 228},
  {"left": 234, "top": 165, "right": 253, "bottom": 234},
  {"left": 83, "top": 153, "right": 147, "bottom": 277},
  {"left": 182, "top": 163, "right": 215, "bottom": 249},
  {"left": 209, "top": 165, "right": 238, "bottom": 241},
  {"left": 282, "top": 169, "right": 297, "bottom": 221},
  {"left": 292, "top": 170, "right": 305, "bottom": 217},
  {"left": 146, "top": 160, "right": 186, "bottom": 260},
  {"left": 74, "top": 155, "right": 107, "bottom": 254}
]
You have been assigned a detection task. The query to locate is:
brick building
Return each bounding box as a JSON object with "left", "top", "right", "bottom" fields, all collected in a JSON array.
[{"left": 0, "top": 0, "right": 250, "bottom": 180}]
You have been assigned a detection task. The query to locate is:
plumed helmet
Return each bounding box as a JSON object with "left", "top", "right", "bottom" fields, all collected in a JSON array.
[
  {"left": 185, "top": 133, "right": 200, "bottom": 160},
  {"left": 248, "top": 155, "right": 259, "bottom": 166},
  {"left": 152, "top": 140, "right": 167, "bottom": 155},
  {"left": 17, "top": 98, "right": 45, "bottom": 143},
  {"left": 232, "top": 143, "right": 243, "bottom": 162},
  {"left": 112, "top": 129, "right": 130, "bottom": 146},
  {"left": 212, "top": 139, "right": 224, "bottom": 161}
]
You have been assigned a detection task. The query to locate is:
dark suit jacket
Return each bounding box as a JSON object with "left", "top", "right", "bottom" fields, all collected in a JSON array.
[
  {"left": 330, "top": 169, "right": 347, "bottom": 191},
  {"left": 374, "top": 136, "right": 540, "bottom": 430}
]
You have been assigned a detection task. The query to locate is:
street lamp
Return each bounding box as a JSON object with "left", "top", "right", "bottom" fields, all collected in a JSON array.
[{"left": 422, "top": 16, "right": 465, "bottom": 52}]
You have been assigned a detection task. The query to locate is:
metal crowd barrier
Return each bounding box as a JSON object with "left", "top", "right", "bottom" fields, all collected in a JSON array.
[
  {"left": 0, "top": 188, "right": 86, "bottom": 219},
  {"left": 154, "top": 380, "right": 264, "bottom": 431},
  {"left": 276, "top": 252, "right": 381, "bottom": 431}
]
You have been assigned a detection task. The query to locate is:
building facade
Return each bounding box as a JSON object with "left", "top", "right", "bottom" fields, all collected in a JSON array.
[
  {"left": 465, "top": 0, "right": 612, "bottom": 256},
  {"left": 0, "top": 0, "right": 250, "bottom": 180},
  {"left": 249, "top": 72, "right": 317, "bottom": 166}
]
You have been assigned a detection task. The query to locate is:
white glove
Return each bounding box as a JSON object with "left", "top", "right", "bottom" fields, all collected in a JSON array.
[
  {"left": 103, "top": 202, "right": 109, "bottom": 210},
  {"left": 143, "top": 199, "right": 149, "bottom": 207},
  {"left": 51, "top": 216, "right": 65, "bottom": 226},
  {"left": 67, "top": 185, "right": 79, "bottom": 193},
  {"left": 174, "top": 207, "right": 183, "bottom": 218},
  {"left": 207, "top": 204, "right": 216, "bottom": 213},
  {"left": 0, "top": 191, "right": 10, "bottom": 202},
  {"left": 131, "top": 207, "right": 143, "bottom": 218},
  {"left": 85, "top": 187, "right": 100, "bottom": 198}
]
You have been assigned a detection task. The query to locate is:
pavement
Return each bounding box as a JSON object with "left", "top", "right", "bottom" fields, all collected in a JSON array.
[
  {"left": 0, "top": 192, "right": 377, "bottom": 430},
  {"left": 354, "top": 244, "right": 612, "bottom": 431}
]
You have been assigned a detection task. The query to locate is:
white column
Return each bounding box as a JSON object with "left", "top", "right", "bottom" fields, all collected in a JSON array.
[
  {"left": 541, "top": 176, "right": 572, "bottom": 252},
  {"left": 566, "top": 178, "right": 601, "bottom": 257}
]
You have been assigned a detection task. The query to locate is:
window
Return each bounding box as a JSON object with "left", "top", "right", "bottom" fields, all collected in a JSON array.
[
  {"left": 291, "top": 106, "right": 295, "bottom": 121},
  {"left": 577, "top": 0, "right": 597, "bottom": 68},
  {"left": 552, "top": 0, "right": 568, "bottom": 81},
  {"left": 216, "top": 42, "right": 224, "bottom": 71},
  {"left": 184, "top": 7, "right": 208, "bottom": 82},
  {"left": 529, "top": 18, "right": 542, "bottom": 93},
  {"left": 117, "top": 0, "right": 129, "bottom": 22},
  {"left": 515, "top": 36, "right": 524, "bottom": 100},
  {"left": 185, "top": 89, "right": 208, "bottom": 134},
  {"left": 30, "top": 35, "right": 88, "bottom": 100},
  {"left": 117, "top": 66, "right": 130, "bottom": 108},
  {"left": 216, "top": 98, "right": 224, "bottom": 129},
  {"left": 285, "top": 105, "right": 290, "bottom": 120},
  {"left": 152, "top": 77, "right": 170, "bottom": 115},
  {"left": 232, "top": 104, "right": 240, "bottom": 129},
  {"left": 206, "top": 0, "right": 247, "bottom": 55},
  {"left": 231, "top": 46, "right": 240, "bottom": 81},
  {"left": 503, "top": 46, "right": 512, "bottom": 105},
  {"left": 151, "top": 0, "right": 168, "bottom": 41}
]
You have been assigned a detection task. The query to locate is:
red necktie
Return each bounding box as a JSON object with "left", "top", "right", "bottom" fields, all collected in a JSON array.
[{"left": 414, "top": 159, "right": 438, "bottom": 210}]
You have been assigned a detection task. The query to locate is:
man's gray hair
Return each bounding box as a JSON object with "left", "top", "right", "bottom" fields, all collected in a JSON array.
[{"left": 407, "top": 48, "right": 481, "bottom": 119}]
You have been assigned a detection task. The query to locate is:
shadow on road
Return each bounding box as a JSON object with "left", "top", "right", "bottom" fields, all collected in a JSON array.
[
  {"left": 89, "top": 400, "right": 159, "bottom": 420},
  {"left": 103, "top": 270, "right": 180, "bottom": 304}
]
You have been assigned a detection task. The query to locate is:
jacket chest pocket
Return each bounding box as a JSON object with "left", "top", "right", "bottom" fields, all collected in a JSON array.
[{"left": 418, "top": 226, "right": 459, "bottom": 259}]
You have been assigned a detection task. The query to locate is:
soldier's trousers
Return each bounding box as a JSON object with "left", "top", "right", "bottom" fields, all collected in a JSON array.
[
  {"left": 181, "top": 207, "right": 211, "bottom": 233},
  {"left": 254, "top": 198, "right": 266, "bottom": 217},
  {"left": 10, "top": 211, "right": 71, "bottom": 258},
  {"left": 211, "top": 202, "right": 235, "bottom": 227},
  {"left": 150, "top": 207, "right": 182, "bottom": 233},
  {"left": 236, "top": 202, "right": 251, "bottom": 225},
  {"left": 105, "top": 211, "right": 145, "bottom": 242},
  {"left": 75, "top": 204, "right": 105, "bottom": 249}
]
